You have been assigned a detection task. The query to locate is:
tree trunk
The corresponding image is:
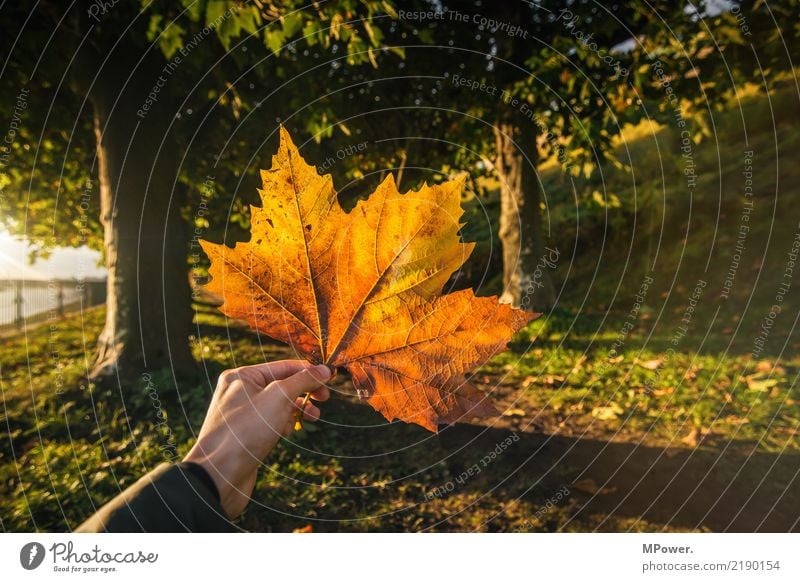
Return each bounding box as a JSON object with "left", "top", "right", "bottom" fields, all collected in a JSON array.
[
  {"left": 76, "top": 49, "right": 195, "bottom": 382},
  {"left": 493, "top": 111, "right": 556, "bottom": 311}
]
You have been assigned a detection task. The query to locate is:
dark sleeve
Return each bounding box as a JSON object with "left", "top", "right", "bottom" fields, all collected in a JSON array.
[{"left": 76, "top": 462, "right": 235, "bottom": 532}]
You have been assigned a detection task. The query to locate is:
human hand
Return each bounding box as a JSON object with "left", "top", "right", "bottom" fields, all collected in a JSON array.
[{"left": 183, "top": 360, "right": 331, "bottom": 519}]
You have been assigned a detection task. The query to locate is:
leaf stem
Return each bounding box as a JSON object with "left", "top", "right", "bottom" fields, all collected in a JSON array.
[{"left": 294, "top": 392, "right": 312, "bottom": 431}]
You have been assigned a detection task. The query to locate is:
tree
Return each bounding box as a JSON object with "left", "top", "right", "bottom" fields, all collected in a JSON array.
[
  {"left": 0, "top": 0, "right": 394, "bottom": 383},
  {"left": 303, "top": 0, "right": 799, "bottom": 311},
  {"left": 3, "top": 0, "right": 796, "bottom": 384},
  {"left": 273, "top": 0, "right": 664, "bottom": 309}
]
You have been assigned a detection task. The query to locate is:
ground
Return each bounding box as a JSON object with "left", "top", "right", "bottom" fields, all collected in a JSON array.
[{"left": 1, "top": 299, "right": 797, "bottom": 532}]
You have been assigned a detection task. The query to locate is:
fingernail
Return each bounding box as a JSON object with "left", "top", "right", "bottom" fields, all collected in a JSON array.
[{"left": 312, "top": 364, "right": 332, "bottom": 380}]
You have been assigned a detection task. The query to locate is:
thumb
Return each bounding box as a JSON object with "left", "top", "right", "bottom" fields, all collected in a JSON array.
[{"left": 271, "top": 364, "right": 331, "bottom": 400}]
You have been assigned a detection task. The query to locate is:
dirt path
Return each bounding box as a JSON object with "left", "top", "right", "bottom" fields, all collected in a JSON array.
[{"left": 320, "top": 368, "right": 800, "bottom": 532}]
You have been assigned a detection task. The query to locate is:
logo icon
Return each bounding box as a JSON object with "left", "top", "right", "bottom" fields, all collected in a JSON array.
[{"left": 20, "top": 542, "right": 45, "bottom": 570}]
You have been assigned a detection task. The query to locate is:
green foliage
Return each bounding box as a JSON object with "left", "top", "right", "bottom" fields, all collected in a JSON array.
[
  {"left": 539, "top": 80, "right": 800, "bottom": 299},
  {"left": 0, "top": 0, "right": 400, "bottom": 258}
]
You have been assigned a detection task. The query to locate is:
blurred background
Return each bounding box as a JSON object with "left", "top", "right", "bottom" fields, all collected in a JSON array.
[{"left": 1, "top": 0, "right": 799, "bottom": 532}]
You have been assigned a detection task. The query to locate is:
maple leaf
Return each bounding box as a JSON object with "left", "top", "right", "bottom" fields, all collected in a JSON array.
[{"left": 200, "top": 128, "right": 537, "bottom": 431}]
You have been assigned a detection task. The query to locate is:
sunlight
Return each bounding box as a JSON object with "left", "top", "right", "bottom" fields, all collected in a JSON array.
[
  {"left": 0, "top": 229, "right": 14, "bottom": 256},
  {"left": 0, "top": 229, "right": 104, "bottom": 280},
  {"left": 0, "top": 231, "right": 42, "bottom": 280}
]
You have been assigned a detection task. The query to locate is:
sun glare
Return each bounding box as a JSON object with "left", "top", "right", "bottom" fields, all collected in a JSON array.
[{"left": 0, "top": 230, "right": 42, "bottom": 280}]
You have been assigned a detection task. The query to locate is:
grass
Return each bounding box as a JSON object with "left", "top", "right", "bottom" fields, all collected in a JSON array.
[{"left": 1, "top": 298, "right": 797, "bottom": 532}]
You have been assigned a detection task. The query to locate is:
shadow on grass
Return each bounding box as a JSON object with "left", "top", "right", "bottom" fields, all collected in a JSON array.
[{"left": 438, "top": 423, "right": 800, "bottom": 532}]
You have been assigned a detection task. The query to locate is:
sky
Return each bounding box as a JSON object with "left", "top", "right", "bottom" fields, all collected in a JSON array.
[{"left": 0, "top": 229, "right": 105, "bottom": 280}]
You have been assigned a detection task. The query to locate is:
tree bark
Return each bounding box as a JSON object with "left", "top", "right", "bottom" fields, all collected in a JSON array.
[
  {"left": 493, "top": 110, "right": 556, "bottom": 311},
  {"left": 75, "top": 47, "right": 195, "bottom": 382}
]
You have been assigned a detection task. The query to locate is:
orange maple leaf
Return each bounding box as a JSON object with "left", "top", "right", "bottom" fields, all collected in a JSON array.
[{"left": 200, "top": 128, "right": 537, "bottom": 431}]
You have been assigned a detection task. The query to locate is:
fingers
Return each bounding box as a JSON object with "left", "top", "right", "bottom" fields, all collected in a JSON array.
[
  {"left": 294, "top": 396, "right": 321, "bottom": 421},
  {"left": 308, "top": 383, "right": 330, "bottom": 402},
  {"left": 271, "top": 364, "right": 332, "bottom": 400},
  {"left": 228, "top": 359, "right": 314, "bottom": 386}
]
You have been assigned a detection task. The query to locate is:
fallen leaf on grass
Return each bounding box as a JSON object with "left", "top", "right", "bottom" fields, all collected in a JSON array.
[
  {"left": 683, "top": 365, "right": 699, "bottom": 381},
  {"left": 503, "top": 408, "right": 526, "bottom": 417},
  {"left": 637, "top": 358, "right": 663, "bottom": 370},
  {"left": 573, "top": 478, "right": 617, "bottom": 495},
  {"left": 756, "top": 360, "right": 771, "bottom": 373},
  {"left": 681, "top": 427, "right": 712, "bottom": 448},
  {"left": 742, "top": 374, "right": 779, "bottom": 392},
  {"left": 570, "top": 355, "right": 587, "bottom": 375},
  {"left": 522, "top": 374, "right": 564, "bottom": 388},
  {"left": 591, "top": 402, "right": 624, "bottom": 420}
]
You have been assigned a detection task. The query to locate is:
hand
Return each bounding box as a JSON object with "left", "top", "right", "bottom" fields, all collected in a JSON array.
[{"left": 183, "top": 360, "right": 331, "bottom": 519}]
